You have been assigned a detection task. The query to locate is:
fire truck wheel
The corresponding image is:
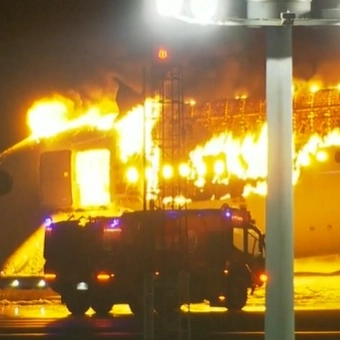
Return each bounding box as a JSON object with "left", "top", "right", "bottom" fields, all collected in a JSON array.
[
  {"left": 91, "top": 299, "right": 113, "bottom": 315},
  {"left": 225, "top": 279, "right": 248, "bottom": 310},
  {"left": 64, "top": 292, "right": 91, "bottom": 315}
]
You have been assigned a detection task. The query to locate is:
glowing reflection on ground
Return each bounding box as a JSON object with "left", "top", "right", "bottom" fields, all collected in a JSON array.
[{"left": 0, "top": 274, "right": 339, "bottom": 318}]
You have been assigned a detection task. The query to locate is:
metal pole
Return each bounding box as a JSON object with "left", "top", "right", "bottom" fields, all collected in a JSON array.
[
  {"left": 265, "top": 25, "right": 294, "bottom": 340},
  {"left": 143, "top": 66, "right": 147, "bottom": 211}
]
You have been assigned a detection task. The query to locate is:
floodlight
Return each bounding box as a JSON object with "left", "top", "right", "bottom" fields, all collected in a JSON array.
[
  {"left": 156, "top": 0, "right": 184, "bottom": 17},
  {"left": 190, "top": 0, "right": 219, "bottom": 23}
]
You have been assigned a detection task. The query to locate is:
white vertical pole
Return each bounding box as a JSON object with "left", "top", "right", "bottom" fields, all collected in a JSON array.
[{"left": 265, "top": 25, "right": 295, "bottom": 340}]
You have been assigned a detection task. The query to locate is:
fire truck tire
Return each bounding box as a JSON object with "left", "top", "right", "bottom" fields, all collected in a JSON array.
[
  {"left": 225, "top": 279, "right": 248, "bottom": 310},
  {"left": 64, "top": 292, "right": 91, "bottom": 315}
]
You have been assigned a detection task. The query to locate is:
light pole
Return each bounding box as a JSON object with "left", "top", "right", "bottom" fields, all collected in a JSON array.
[
  {"left": 265, "top": 22, "right": 295, "bottom": 340},
  {"left": 153, "top": 1, "right": 340, "bottom": 339}
]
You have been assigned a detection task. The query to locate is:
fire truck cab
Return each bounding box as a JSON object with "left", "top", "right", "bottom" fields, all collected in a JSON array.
[{"left": 43, "top": 204, "right": 266, "bottom": 316}]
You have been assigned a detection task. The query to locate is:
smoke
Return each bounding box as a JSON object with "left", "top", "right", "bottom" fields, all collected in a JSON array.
[
  {"left": 294, "top": 27, "right": 340, "bottom": 88},
  {"left": 2, "top": 1, "right": 340, "bottom": 151},
  {"left": 109, "top": 25, "right": 340, "bottom": 105}
]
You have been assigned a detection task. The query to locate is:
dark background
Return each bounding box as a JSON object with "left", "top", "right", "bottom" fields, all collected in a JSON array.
[{"left": 0, "top": 0, "right": 340, "bottom": 152}]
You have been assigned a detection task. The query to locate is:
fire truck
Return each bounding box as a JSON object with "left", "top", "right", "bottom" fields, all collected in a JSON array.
[{"left": 43, "top": 204, "right": 266, "bottom": 316}]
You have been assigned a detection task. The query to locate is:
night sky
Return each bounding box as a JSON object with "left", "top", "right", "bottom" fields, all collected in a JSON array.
[
  {"left": 1, "top": 0, "right": 340, "bottom": 152},
  {"left": 0, "top": 0, "right": 144, "bottom": 150}
]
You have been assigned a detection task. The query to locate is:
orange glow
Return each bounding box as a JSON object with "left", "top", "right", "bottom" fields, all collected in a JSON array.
[
  {"left": 27, "top": 98, "right": 69, "bottom": 137},
  {"left": 44, "top": 273, "right": 57, "bottom": 280},
  {"left": 75, "top": 149, "right": 111, "bottom": 208},
  {"left": 96, "top": 273, "right": 114, "bottom": 281},
  {"left": 309, "top": 84, "right": 320, "bottom": 94},
  {"left": 259, "top": 273, "right": 268, "bottom": 283},
  {"left": 27, "top": 95, "right": 117, "bottom": 138},
  {"left": 162, "top": 164, "right": 173, "bottom": 179},
  {"left": 187, "top": 124, "right": 340, "bottom": 197},
  {"left": 25, "top": 85, "right": 340, "bottom": 206},
  {"left": 179, "top": 163, "right": 191, "bottom": 177},
  {"left": 126, "top": 167, "right": 139, "bottom": 183},
  {"left": 218, "top": 295, "right": 226, "bottom": 302},
  {"left": 188, "top": 124, "right": 267, "bottom": 195},
  {"left": 315, "top": 150, "right": 328, "bottom": 162},
  {"left": 157, "top": 47, "right": 169, "bottom": 60}
]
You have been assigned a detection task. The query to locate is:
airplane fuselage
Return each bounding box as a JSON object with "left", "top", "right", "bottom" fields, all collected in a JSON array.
[{"left": 1, "top": 132, "right": 340, "bottom": 275}]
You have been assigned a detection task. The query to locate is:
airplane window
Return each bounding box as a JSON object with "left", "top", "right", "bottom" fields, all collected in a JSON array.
[{"left": 0, "top": 170, "right": 13, "bottom": 195}]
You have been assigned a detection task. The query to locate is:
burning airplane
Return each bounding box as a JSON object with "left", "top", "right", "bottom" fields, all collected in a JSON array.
[{"left": 1, "top": 82, "right": 340, "bottom": 276}]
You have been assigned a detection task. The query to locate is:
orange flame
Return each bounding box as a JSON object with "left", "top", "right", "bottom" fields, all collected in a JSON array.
[
  {"left": 25, "top": 87, "right": 340, "bottom": 206},
  {"left": 27, "top": 94, "right": 118, "bottom": 138}
]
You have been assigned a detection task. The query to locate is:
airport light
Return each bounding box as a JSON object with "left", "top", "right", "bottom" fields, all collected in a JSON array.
[{"left": 152, "top": 1, "right": 340, "bottom": 340}]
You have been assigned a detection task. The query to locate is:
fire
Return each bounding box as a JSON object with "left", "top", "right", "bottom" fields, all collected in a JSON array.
[
  {"left": 188, "top": 125, "right": 267, "bottom": 189},
  {"left": 27, "top": 94, "right": 118, "bottom": 138},
  {"left": 114, "top": 98, "right": 161, "bottom": 201},
  {"left": 187, "top": 125, "right": 340, "bottom": 197},
  {"left": 75, "top": 149, "right": 111, "bottom": 207},
  {"left": 27, "top": 98, "right": 69, "bottom": 138},
  {"left": 115, "top": 99, "right": 160, "bottom": 162},
  {"left": 27, "top": 95, "right": 161, "bottom": 208},
  {"left": 25, "top": 87, "right": 340, "bottom": 207}
]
